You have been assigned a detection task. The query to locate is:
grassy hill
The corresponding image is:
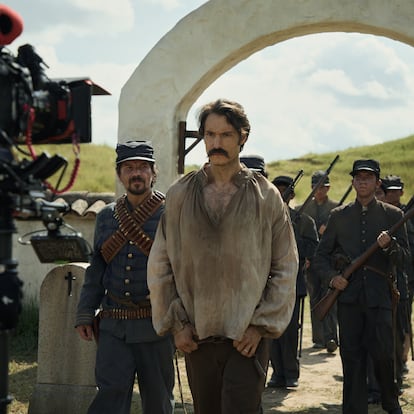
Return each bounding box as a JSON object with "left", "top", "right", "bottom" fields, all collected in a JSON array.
[
  {"left": 28, "top": 134, "right": 413, "bottom": 205},
  {"left": 265, "top": 134, "right": 414, "bottom": 205}
]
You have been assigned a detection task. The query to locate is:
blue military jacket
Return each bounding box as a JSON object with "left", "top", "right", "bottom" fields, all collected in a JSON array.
[{"left": 76, "top": 193, "right": 165, "bottom": 343}]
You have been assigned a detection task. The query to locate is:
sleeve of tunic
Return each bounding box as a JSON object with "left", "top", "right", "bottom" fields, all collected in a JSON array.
[
  {"left": 75, "top": 210, "right": 107, "bottom": 326},
  {"left": 249, "top": 195, "right": 299, "bottom": 338},
  {"left": 148, "top": 213, "right": 189, "bottom": 335}
]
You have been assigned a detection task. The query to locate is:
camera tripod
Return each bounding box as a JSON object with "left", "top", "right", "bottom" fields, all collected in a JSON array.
[{"left": 0, "top": 192, "right": 24, "bottom": 414}]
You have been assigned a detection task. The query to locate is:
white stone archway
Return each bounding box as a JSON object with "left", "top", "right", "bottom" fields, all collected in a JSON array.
[{"left": 118, "top": 0, "right": 414, "bottom": 193}]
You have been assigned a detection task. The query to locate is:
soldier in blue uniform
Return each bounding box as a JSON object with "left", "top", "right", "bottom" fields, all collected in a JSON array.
[{"left": 75, "top": 141, "right": 175, "bottom": 414}]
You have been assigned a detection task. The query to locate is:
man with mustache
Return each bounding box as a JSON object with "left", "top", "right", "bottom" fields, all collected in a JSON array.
[
  {"left": 75, "top": 141, "right": 175, "bottom": 414},
  {"left": 148, "top": 99, "right": 298, "bottom": 414}
]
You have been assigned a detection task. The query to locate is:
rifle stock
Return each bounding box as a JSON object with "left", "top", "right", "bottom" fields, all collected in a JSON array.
[{"left": 313, "top": 202, "right": 414, "bottom": 321}]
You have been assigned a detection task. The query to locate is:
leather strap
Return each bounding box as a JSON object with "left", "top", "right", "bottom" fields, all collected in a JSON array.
[{"left": 101, "top": 191, "right": 164, "bottom": 263}]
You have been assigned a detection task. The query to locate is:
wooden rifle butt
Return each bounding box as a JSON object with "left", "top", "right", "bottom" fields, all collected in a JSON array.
[{"left": 312, "top": 288, "right": 340, "bottom": 321}]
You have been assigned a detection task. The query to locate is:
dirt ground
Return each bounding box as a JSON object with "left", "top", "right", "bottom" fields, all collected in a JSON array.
[
  {"left": 260, "top": 331, "right": 414, "bottom": 413},
  {"left": 174, "top": 313, "right": 414, "bottom": 414},
  {"left": 9, "top": 306, "right": 414, "bottom": 413}
]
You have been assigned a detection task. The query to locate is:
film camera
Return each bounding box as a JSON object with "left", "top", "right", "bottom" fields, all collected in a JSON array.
[
  {"left": 1, "top": 5, "right": 109, "bottom": 411},
  {"left": 0, "top": 6, "right": 108, "bottom": 329}
]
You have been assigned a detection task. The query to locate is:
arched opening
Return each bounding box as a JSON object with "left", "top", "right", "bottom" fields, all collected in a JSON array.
[
  {"left": 184, "top": 32, "right": 414, "bottom": 167},
  {"left": 118, "top": 0, "right": 414, "bottom": 192}
]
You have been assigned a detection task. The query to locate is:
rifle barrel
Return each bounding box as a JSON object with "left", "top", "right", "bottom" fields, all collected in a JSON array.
[
  {"left": 282, "top": 169, "right": 304, "bottom": 202},
  {"left": 313, "top": 204, "right": 414, "bottom": 320},
  {"left": 295, "top": 155, "right": 340, "bottom": 220},
  {"left": 338, "top": 184, "right": 353, "bottom": 206}
]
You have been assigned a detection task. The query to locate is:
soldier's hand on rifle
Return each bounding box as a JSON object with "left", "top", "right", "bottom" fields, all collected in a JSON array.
[
  {"left": 377, "top": 230, "right": 391, "bottom": 249},
  {"left": 329, "top": 275, "right": 349, "bottom": 291}
]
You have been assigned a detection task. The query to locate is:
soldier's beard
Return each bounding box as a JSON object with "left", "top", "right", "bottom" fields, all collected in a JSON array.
[{"left": 128, "top": 178, "right": 150, "bottom": 195}]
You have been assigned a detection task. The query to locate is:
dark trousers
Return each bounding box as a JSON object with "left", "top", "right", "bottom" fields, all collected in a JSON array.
[
  {"left": 269, "top": 298, "right": 300, "bottom": 381},
  {"left": 338, "top": 302, "right": 400, "bottom": 414},
  {"left": 184, "top": 338, "right": 270, "bottom": 414},
  {"left": 88, "top": 330, "right": 175, "bottom": 414}
]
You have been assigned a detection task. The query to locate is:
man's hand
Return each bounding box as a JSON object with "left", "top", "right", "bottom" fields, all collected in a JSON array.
[
  {"left": 76, "top": 324, "right": 94, "bottom": 341},
  {"left": 233, "top": 325, "right": 262, "bottom": 358},
  {"left": 377, "top": 230, "right": 391, "bottom": 249},
  {"left": 174, "top": 324, "right": 198, "bottom": 354},
  {"left": 329, "top": 275, "right": 349, "bottom": 291}
]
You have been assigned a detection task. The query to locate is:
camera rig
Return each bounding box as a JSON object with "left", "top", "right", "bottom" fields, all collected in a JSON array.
[{"left": 0, "top": 5, "right": 109, "bottom": 412}]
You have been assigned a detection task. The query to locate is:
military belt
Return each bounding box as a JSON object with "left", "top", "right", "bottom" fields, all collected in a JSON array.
[{"left": 99, "top": 307, "right": 152, "bottom": 320}]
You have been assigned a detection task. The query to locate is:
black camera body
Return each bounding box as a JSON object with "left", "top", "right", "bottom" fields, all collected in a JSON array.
[
  {"left": 0, "top": 43, "right": 103, "bottom": 331},
  {"left": 0, "top": 43, "right": 96, "bottom": 146}
]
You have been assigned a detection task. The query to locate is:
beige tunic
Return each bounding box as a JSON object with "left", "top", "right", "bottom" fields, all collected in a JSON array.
[{"left": 148, "top": 166, "right": 298, "bottom": 341}]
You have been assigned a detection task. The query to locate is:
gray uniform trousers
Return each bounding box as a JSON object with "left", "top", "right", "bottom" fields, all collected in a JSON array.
[{"left": 88, "top": 330, "right": 175, "bottom": 414}]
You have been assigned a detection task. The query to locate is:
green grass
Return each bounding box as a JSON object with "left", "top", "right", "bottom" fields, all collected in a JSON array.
[
  {"left": 25, "top": 142, "right": 117, "bottom": 193},
  {"left": 10, "top": 300, "right": 39, "bottom": 360},
  {"left": 23, "top": 134, "right": 414, "bottom": 205}
]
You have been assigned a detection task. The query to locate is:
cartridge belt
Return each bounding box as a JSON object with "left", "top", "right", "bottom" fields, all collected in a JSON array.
[
  {"left": 100, "top": 307, "right": 152, "bottom": 320},
  {"left": 101, "top": 191, "right": 165, "bottom": 263}
]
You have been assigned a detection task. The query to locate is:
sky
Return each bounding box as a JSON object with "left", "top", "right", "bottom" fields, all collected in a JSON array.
[{"left": 7, "top": 0, "right": 414, "bottom": 166}]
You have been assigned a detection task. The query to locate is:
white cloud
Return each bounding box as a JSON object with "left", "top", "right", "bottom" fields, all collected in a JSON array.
[
  {"left": 186, "top": 31, "right": 414, "bottom": 164},
  {"left": 142, "top": 0, "right": 184, "bottom": 10},
  {"left": 310, "top": 69, "right": 361, "bottom": 96}
]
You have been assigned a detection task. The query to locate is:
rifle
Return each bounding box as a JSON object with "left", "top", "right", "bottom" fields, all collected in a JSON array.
[
  {"left": 282, "top": 169, "right": 304, "bottom": 202},
  {"left": 294, "top": 155, "right": 339, "bottom": 223},
  {"left": 403, "top": 195, "right": 414, "bottom": 361},
  {"left": 405, "top": 301, "right": 414, "bottom": 361},
  {"left": 313, "top": 203, "right": 414, "bottom": 321},
  {"left": 297, "top": 295, "right": 305, "bottom": 358},
  {"left": 337, "top": 184, "right": 353, "bottom": 207},
  {"left": 403, "top": 195, "right": 414, "bottom": 213}
]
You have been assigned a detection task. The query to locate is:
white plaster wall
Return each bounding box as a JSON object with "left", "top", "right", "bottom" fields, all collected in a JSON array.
[{"left": 119, "top": 0, "right": 414, "bottom": 193}]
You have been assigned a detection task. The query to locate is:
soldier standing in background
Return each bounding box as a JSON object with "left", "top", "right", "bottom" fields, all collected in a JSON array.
[
  {"left": 313, "top": 159, "right": 408, "bottom": 414},
  {"left": 296, "top": 170, "right": 338, "bottom": 351},
  {"left": 383, "top": 175, "right": 414, "bottom": 388},
  {"left": 240, "top": 154, "right": 268, "bottom": 178},
  {"left": 268, "top": 175, "right": 319, "bottom": 389}
]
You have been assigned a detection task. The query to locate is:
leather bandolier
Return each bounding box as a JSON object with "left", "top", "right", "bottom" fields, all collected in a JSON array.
[{"left": 101, "top": 190, "right": 165, "bottom": 263}]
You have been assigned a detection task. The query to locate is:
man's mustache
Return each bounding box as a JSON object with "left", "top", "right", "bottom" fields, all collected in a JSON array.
[
  {"left": 129, "top": 176, "right": 144, "bottom": 184},
  {"left": 208, "top": 148, "right": 229, "bottom": 158}
]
